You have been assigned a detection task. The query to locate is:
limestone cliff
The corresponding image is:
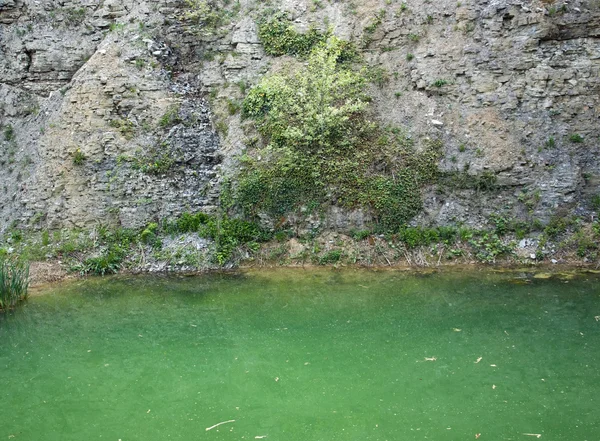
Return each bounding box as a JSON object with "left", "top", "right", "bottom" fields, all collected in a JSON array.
[{"left": 1, "top": 0, "right": 599, "bottom": 235}]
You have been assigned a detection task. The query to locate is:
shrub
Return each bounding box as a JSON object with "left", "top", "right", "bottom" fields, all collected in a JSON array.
[
  {"left": 159, "top": 105, "right": 182, "bottom": 128},
  {"left": 569, "top": 134, "right": 584, "bottom": 143},
  {"left": 258, "top": 12, "right": 327, "bottom": 57},
  {"left": 81, "top": 246, "right": 125, "bottom": 276},
  {"left": 197, "top": 216, "right": 270, "bottom": 265},
  {"left": 176, "top": 212, "right": 209, "bottom": 233},
  {"left": 0, "top": 258, "right": 29, "bottom": 311},
  {"left": 239, "top": 37, "right": 441, "bottom": 231},
  {"left": 319, "top": 250, "right": 342, "bottom": 264},
  {"left": 3, "top": 125, "right": 14, "bottom": 141},
  {"left": 181, "top": 0, "right": 230, "bottom": 35},
  {"left": 72, "top": 149, "right": 86, "bottom": 165}
]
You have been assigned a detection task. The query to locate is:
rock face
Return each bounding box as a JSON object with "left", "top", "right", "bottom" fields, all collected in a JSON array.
[{"left": 0, "top": 0, "right": 599, "bottom": 233}]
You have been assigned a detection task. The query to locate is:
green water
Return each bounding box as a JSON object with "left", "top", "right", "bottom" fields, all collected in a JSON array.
[{"left": 1, "top": 269, "right": 600, "bottom": 441}]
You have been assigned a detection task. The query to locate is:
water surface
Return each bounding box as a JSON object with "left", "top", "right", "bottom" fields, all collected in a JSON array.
[{"left": 1, "top": 269, "right": 599, "bottom": 440}]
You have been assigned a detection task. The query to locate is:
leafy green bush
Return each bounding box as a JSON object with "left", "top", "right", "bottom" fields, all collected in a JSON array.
[
  {"left": 176, "top": 212, "right": 210, "bottom": 233},
  {"left": 197, "top": 216, "right": 270, "bottom": 265},
  {"left": 72, "top": 149, "right": 86, "bottom": 165},
  {"left": 239, "top": 37, "right": 441, "bottom": 231},
  {"left": 181, "top": 0, "right": 231, "bottom": 35},
  {"left": 319, "top": 250, "right": 342, "bottom": 264},
  {"left": 159, "top": 105, "right": 182, "bottom": 128},
  {"left": 398, "top": 226, "right": 458, "bottom": 249},
  {"left": 0, "top": 258, "right": 29, "bottom": 311},
  {"left": 81, "top": 246, "right": 125, "bottom": 276},
  {"left": 468, "top": 233, "right": 513, "bottom": 263},
  {"left": 243, "top": 38, "right": 370, "bottom": 154},
  {"left": 543, "top": 215, "right": 574, "bottom": 239},
  {"left": 569, "top": 134, "right": 584, "bottom": 143},
  {"left": 258, "top": 12, "right": 327, "bottom": 57}
]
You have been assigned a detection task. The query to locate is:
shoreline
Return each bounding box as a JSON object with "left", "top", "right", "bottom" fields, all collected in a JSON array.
[{"left": 28, "top": 258, "right": 600, "bottom": 290}]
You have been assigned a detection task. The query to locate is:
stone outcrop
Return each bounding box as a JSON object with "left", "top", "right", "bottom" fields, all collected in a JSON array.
[{"left": 0, "top": 0, "right": 598, "bottom": 233}]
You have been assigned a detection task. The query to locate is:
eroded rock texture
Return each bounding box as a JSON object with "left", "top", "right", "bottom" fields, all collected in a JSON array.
[{"left": 0, "top": 0, "right": 598, "bottom": 232}]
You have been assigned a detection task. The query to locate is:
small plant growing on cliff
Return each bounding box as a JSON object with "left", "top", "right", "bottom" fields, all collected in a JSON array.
[
  {"left": 3, "top": 125, "right": 14, "bottom": 141},
  {"left": 258, "top": 12, "right": 327, "bottom": 57},
  {"left": 108, "top": 22, "right": 125, "bottom": 32},
  {"left": 72, "top": 149, "right": 86, "bottom": 165},
  {"left": 159, "top": 105, "right": 182, "bottom": 128},
  {"left": 545, "top": 136, "right": 556, "bottom": 148},
  {"left": 591, "top": 194, "right": 600, "bottom": 212},
  {"left": 64, "top": 7, "right": 86, "bottom": 26},
  {"left": 362, "top": 9, "right": 386, "bottom": 45},
  {"left": 181, "top": 0, "right": 229, "bottom": 35},
  {"left": 432, "top": 79, "right": 448, "bottom": 87},
  {"left": 109, "top": 118, "right": 135, "bottom": 139},
  {"left": 569, "top": 134, "right": 584, "bottom": 143}
]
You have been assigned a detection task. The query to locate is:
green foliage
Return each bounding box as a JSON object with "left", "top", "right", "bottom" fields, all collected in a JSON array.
[
  {"left": 197, "top": 216, "right": 270, "bottom": 265},
  {"left": 239, "top": 39, "right": 441, "bottom": 231},
  {"left": 159, "top": 105, "right": 182, "bottom": 128},
  {"left": 258, "top": 12, "right": 328, "bottom": 57},
  {"left": 0, "top": 257, "right": 29, "bottom": 311},
  {"left": 362, "top": 9, "right": 386, "bottom": 45},
  {"left": 109, "top": 22, "right": 125, "bottom": 32},
  {"left": 591, "top": 194, "right": 600, "bottom": 212},
  {"left": 227, "top": 99, "right": 241, "bottom": 115},
  {"left": 468, "top": 233, "right": 513, "bottom": 263},
  {"left": 438, "top": 170, "right": 498, "bottom": 193},
  {"left": 367, "top": 66, "right": 389, "bottom": 87},
  {"left": 3, "top": 125, "right": 14, "bottom": 141},
  {"left": 72, "top": 149, "right": 86, "bottom": 165},
  {"left": 569, "top": 133, "right": 584, "bottom": 143},
  {"left": 64, "top": 7, "right": 86, "bottom": 26},
  {"left": 81, "top": 246, "right": 125, "bottom": 276},
  {"left": 406, "top": 53, "right": 414, "bottom": 61},
  {"left": 543, "top": 215, "right": 574, "bottom": 239},
  {"left": 572, "top": 229, "right": 598, "bottom": 259},
  {"left": 140, "top": 223, "right": 160, "bottom": 247},
  {"left": 162, "top": 212, "right": 270, "bottom": 265},
  {"left": 351, "top": 230, "right": 372, "bottom": 241},
  {"left": 432, "top": 79, "right": 448, "bottom": 87},
  {"left": 319, "top": 249, "right": 342, "bottom": 264},
  {"left": 362, "top": 174, "right": 423, "bottom": 230},
  {"left": 176, "top": 212, "right": 210, "bottom": 233},
  {"left": 243, "top": 38, "right": 370, "bottom": 155},
  {"left": 131, "top": 143, "right": 175, "bottom": 175},
  {"left": 181, "top": 0, "right": 233, "bottom": 35},
  {"left": 488, "top": 213, "right": 533, "bottom": 238},
  {"left": 545, "top": 136, "right": 556, "bottom": 149},
  {"left": 109, "top": 118, "right": 135, "bottom": 139}
]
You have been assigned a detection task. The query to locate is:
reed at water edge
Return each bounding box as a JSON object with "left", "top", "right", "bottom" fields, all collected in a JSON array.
[{"left": 0, "top": 257, "right": 30, "bottom": 311}]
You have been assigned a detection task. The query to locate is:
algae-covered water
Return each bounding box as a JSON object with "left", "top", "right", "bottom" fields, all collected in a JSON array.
[{"left": 1, "top": 269, "right": 600, "bottom": 441}]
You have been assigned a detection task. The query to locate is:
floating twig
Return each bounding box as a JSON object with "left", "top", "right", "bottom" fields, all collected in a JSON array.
[
  {"left": 522, "top": 434, "right": 541, "bottom": 438},
  {"left": 206, "top": 420, "right": 235, "bottom": 431}
]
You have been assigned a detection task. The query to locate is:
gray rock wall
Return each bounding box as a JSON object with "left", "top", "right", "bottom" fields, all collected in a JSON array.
[{"left": 0, "top": 0, "right": 598, "bottom": 233}]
